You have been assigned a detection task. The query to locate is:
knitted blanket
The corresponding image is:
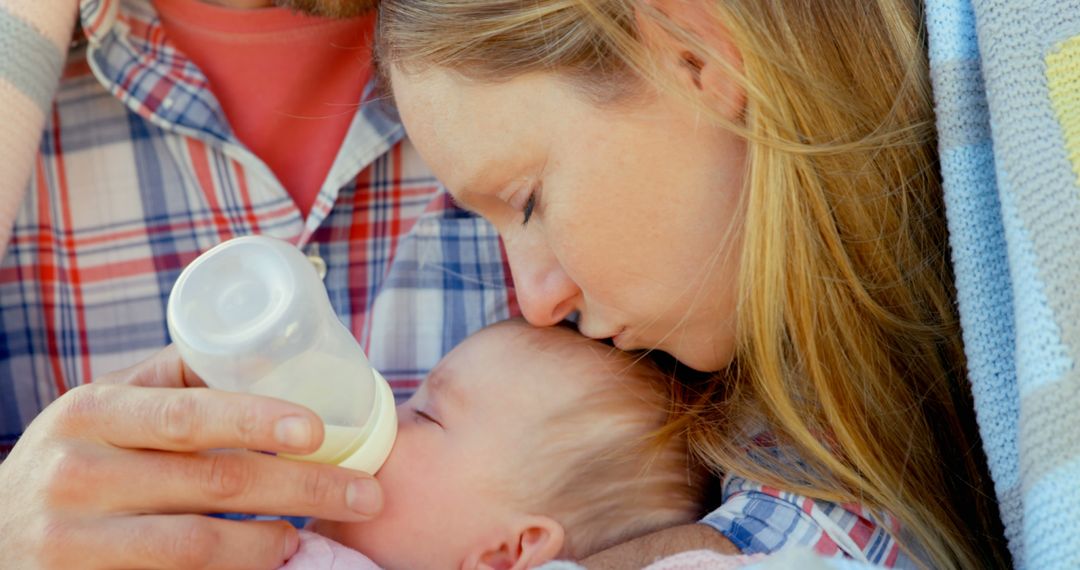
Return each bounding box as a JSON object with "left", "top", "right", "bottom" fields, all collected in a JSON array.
[{"left": 926, "top": 0, "right": 1080, "bottom": 568}]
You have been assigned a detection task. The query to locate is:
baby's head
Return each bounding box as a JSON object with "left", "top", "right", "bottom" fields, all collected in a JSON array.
[{"left": 313, "top": 320, "right": 703, "bottom": 569}]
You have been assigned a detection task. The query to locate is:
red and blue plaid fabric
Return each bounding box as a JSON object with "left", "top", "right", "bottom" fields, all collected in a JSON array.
[
  {"left": 0, "top": 0, "right": 517, "bottom": 451},
  {"left": 702, "top": 475, "right": 915, "bottom": 567}
]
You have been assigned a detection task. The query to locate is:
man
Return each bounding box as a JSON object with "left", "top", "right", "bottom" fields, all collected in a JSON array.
[{"left": 0, "top": 0, "right": 514, "bottom": 566}]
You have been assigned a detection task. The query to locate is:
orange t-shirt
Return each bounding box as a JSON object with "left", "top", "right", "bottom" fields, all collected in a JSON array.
[{"left": 156, "top": 0, "right": 375, "bottom": 217}]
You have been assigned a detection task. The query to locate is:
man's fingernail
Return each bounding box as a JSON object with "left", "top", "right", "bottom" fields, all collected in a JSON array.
[
  {"left": 346, "top": 478, "right": 382, "bottom": 515},
  {"left": 274, "top": 416, "right": 312, "bottom": 449},
  {"left": 283, "top": 528, "right": 299, "bottom": 560}
]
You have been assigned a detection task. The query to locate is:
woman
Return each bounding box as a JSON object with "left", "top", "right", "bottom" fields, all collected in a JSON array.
[{"left": 373, "top": 0, "right": 1009, "bottom": 567}]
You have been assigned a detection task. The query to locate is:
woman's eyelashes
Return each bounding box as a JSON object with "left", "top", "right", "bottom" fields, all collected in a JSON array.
[
  {"left": 521, "top": 191, "right": 538, "bottom": 226},
  {"left": 497, "top": 179, "right": 541, "bottom": 226}
]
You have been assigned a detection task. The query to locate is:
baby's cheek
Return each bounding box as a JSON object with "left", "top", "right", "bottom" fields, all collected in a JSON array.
[
  {"left": 367, "top": 430, "right": 441, "bottom": 528},
  {"left": 319, "top": 502, "right": 408, "bottom": 561},
  {"left": 334, "top": 477, "right": 441, "bottom": 565}
]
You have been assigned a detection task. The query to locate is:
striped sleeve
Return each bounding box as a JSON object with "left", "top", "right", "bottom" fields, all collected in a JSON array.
[
  {"left": 699, "top": 475, "right": 915, "bottom": 568},
  {"left": 0, "top": 0, "right": 78, "bottom": 256}
]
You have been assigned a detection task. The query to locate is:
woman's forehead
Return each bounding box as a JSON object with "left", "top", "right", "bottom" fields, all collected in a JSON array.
[{"left": 391, "top": 67, "right": 564, "bottom": 168}]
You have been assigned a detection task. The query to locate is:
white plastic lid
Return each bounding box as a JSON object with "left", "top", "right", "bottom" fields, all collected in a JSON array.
[
  {"left": 282, "top": 368, "right": 397, "bottom": 473},
  {"left": 336, "top": 369, "right": 398, "bottom": 473}
]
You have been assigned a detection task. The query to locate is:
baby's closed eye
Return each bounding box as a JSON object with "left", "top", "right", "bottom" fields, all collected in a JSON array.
[{"left": 413, "top": 408, "right": 443, "bottom": 428}]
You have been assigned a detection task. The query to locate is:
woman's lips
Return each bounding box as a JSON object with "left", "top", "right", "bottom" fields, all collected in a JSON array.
[
  {"left": 610, "top": 328, "right": 630, "bottom": 349},
  {"left": 580, "top": 324, "right": 636, "bottom": 349}
]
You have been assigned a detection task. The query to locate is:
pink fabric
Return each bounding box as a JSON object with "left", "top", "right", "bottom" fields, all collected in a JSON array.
[
  {"left": 641, "top": 549, "right": 766, "bottom": 570},
  {"left": 280, "top": 531, "right": 382, "bottom": 570}
]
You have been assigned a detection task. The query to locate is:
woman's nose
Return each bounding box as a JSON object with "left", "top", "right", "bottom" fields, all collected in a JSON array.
[{"left": 504, "top": 238, "right": 580, "bottom": 327}]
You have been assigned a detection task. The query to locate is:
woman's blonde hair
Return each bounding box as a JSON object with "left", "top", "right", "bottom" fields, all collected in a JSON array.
[{"left": 376, "top": 1, "right": 1009, "bottom": 567}]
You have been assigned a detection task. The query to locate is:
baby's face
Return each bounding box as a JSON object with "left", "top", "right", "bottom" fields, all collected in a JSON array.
[{"left": 312, "top": 323, "right": 595, "bottom": 569}]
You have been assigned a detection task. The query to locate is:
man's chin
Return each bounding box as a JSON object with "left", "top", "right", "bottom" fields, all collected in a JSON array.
[{"left": 273, "top": 0, "right": 377, "bottom": 18}]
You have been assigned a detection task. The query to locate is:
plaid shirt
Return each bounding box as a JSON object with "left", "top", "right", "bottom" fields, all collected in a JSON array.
[
  {"left": 702, "top": 475, "right": 917, "bottom": 567},
  {"left": 0, "top": 0, "right": 517, "bottom": 449},
  {"left": 0, "top": 0, "right": 909, "bottom": 564}
]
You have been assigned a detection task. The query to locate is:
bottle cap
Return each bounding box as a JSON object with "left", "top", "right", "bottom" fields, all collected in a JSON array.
[
  {"left": 277, "top": 369, "right": 396, "bottom": 472},
  {"left": 335, "top": 369, "right": 398, "bottom": 473}
]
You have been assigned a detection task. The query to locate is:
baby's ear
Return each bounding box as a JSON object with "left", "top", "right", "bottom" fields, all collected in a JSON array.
[{"left": 463, "top": 516, "right": 565, "bottom": 570}]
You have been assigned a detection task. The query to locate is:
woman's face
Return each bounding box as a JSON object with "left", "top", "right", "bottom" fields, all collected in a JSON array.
[{"left": 390, "top": 67, "right": 747, "bottom": 371}]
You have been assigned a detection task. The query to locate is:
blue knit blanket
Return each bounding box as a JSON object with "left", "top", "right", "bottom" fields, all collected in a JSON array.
[{"left": 927, "top": 0, "right": 1080, "bottom": 567}]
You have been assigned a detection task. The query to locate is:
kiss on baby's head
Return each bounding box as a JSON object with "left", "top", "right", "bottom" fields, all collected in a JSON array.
[{"left": 312, "top": 319, "right": 704, "bottom": 569}]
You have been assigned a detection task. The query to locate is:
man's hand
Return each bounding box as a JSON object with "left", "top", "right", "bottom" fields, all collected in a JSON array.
[{"left": 0, "top": 346, "right": 383, "bottom": 569}]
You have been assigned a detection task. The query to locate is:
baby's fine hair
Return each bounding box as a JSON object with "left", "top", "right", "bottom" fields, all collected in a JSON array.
[{"left": 504, "top": 323, "right": 706, "bottom": 559}]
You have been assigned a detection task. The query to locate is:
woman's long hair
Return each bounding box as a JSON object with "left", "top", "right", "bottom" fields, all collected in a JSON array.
[{"left": 376, "top": 2, "right": 1010, "bottom": 567}]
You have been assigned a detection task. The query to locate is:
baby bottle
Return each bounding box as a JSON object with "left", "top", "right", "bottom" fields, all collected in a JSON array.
[{"left": 166, "top": 236, "right": 396, "bottom": 474}]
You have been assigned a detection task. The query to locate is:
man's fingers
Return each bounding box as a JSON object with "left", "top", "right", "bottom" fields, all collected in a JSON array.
[
  {"left": 59, "top": 384, "right": 323, "bottom": 455},
  {"left": 92, "top": 449, "right": 382, "bottom": 521},
  {"left": 99, "top": 345, "right": 207, "bottom": 388},
  {"left": 45, "top": 515, "right": 299, "bottom": 570}
]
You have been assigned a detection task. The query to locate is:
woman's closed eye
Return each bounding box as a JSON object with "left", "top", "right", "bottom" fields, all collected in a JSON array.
[
  {"left": 501, "top": 180, "right": 541, "bottom": 226},
  {"left": 521, "top": 191, "right": 538, "bottom": 226}
]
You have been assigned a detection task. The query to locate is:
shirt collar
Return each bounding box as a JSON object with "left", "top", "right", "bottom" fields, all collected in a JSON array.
[
  {"left": 80, "top": 0, "right": 236, "bottom": 143},
  {"left": 75, "top": 0, "right": 406, "bottom": 236}
]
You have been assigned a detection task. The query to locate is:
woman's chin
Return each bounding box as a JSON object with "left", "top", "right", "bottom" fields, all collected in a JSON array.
[{"left": 663, "top": 342, "right": 734, "bottom": 373}]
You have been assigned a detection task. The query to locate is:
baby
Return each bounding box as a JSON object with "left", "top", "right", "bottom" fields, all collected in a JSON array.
[{"left": 285, "top": 319, "right": 705, "bottom": 569}]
